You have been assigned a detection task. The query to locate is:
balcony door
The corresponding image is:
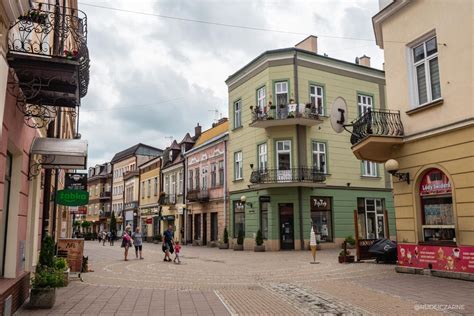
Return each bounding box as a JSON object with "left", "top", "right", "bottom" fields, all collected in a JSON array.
[{"left": 276, "top": 140, "right": 291, "bottom": 182}]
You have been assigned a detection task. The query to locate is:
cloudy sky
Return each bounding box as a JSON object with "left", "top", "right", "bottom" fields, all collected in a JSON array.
[{"left": 79, "top": 0, "right": 385, "bottom": 167}]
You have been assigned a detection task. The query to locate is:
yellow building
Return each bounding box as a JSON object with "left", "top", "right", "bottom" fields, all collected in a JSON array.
[
  {"left": 350, "top": 0, "right": 473, "bottom": 278},
  {"left": 139, "top": 157, "right": 161, "bottom": 240}
]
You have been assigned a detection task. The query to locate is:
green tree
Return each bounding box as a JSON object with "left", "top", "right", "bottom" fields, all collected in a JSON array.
[
  {"left": 255, "top": 229, "right": 263, "bottom": 246},
  {"left": 38, "top": 235, "right": 55, "bottom": 268},
  {"left": 223, "top": 227, "right": 229, "bottom": 244},
  {"left": 237, "top": 230, "right": 244, "bottom": 245},
  {"left": 81, "top": 221, "right": 91, "bottom": 229},
  {"left": 110, "top": 212, "right": 116, "bottom": 233}
]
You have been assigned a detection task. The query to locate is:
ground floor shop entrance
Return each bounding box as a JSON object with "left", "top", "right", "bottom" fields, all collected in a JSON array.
[{"left": 279, "top": 203, "right": 294, "bottom": 250}]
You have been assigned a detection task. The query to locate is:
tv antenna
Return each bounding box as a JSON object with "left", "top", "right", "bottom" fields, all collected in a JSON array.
[{"left": 208, "top": 108, "right": 222, "bottom": 122}]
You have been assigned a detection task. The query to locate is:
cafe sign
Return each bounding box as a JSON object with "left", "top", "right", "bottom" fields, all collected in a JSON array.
[
  {"left": 56, "top": 189, "right": 89, "bottom": 206},
  {"left": 420, "top": 169, "right": 451, "bottom": 196},
  {"left": 310, "top": 196, "right": 331, "bottom": 211}
]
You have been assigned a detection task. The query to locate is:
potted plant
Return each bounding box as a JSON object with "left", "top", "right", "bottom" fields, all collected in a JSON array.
[
  {"left": 219, "top": 227, "right": 229, "bottom": 249},
  {"left": 54, "top": 257, "right": 70, "bottom": 286},
  {"left": 287, "top": 112, "right": 295, "bottom": 118},
  {"left": 234, "top": 230, "right": 244, "bottom": 251},
  {"left": 63, "top": 49, "right": 79, "bottom": 60},
  {"left": 338, "top": 249, "right": 355, "bottom": 263},
  {"left": 342, "top": 235, "right": 356, "bottom": 249},
  {"left": 268, "top": 102, "right": 276, "bottom": 119},
  {"left": 254, "top": 229, "right": 265, "bottom": 252}
]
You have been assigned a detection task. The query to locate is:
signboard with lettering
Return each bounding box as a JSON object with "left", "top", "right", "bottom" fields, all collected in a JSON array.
[
  {"left": 310, "top": 197, "right": 331, "bottom": 211},
  {"left": 398, "top": 244, "right": 474, "bottom": 273},
  {"left": 56, "top": 189, "right": 89, "bottom": 206},
  {"left": 65, "top": 173, "right": 87, "bottom": 191},
  {"left": 69, "top": 206, "right": 87, "bottom": 214},
  {"left": 420, "top": 169, "right": 451, "bottom": 196},
  {"left": 57, "top": 238, "right": 84, "bottom": 273}
]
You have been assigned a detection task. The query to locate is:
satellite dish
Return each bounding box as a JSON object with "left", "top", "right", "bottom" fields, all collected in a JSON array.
[{"left": 330, "top": 97, "right": 348, "bottom": 133}]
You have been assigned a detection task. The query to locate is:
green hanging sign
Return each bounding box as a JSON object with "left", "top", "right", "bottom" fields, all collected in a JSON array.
[{"left": 56, "top": 189, "right": 89, "bottom": 206}]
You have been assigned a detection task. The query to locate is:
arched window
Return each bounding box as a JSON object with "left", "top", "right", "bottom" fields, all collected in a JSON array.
[{"left": 420, "top": 168, "right": 455, "bottom": 243}]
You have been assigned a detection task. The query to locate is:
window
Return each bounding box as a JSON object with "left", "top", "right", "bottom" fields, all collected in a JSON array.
[
  {"left": 201, "top": 168, "right": 208, "bottom": 190},
  {"left": 257, "top": 143, "right": 268, "bottom": 171},
  {"left": 260, "top": 199, "right": 269, "bottom": 239},
  {"left": 412, "top": 36, "right": 441, "bottom": 106},
  {"left": 210, "top": 163, "right": 217, "bottom": 187},
  {"left": 257, "top": 86, "right": 266, "bottom": 111},
  {"left": 234, "top": 151, "right": 243, "bottom": 180},
  {"left": 362, "top": 160, "right": 378, "bottom": 177},
  {"left": 234, "top": 99, "right": 242, "bottom": 128},
  {"left": 188, "top": 169, "right": 193, "bottom": 191},
  {"left": 310, "top": 84, "right": 324, "bottom": 115},
  {"left": 312, "top": 142, "right": 327, "bottom": 173},
  {"left": 310, "top": 196, "right": 333, "bottom": 242},
  {"left": 357, "top": 198, "right": 385, "bottom": 239},
  {"left": 233, "top": 201, "right": 245, "bottom": 238},
  {"left": 194, "top": 214, "right": 201, "bottom": 240},
  {"left": 171, "top": 174, "right": 176, "bottom": 195},
  {"left": 141, "top": 181, "right": 145, "bottom": 199},
  {"left": 147, "top": 179, "right": 151, "bottom": 197},
  {"left": 1, "top": 153, "right": 12, "bottom": 276},
  {"left": 218, "top": 160, "right": 224, "bottom": 185},
  {"left": 276, "top": 140, "right": 291, "bottom": 181},
  {"left": 164, "top": 175, "right": 169, "bottom": 194},
  {"left": 358, "top": 94, "right": 373, "bottom": 115},
  {"left": 194, "top": 168, "right": 200, "bottom": 190},
  {"left": 275, "top": 81, "right": 288, "bottom": 106},
  {"left": 154, "top": 177, "right": 158, "bottom": 196},
  {"left": 178, "top": 171, "right": 183, "bottom": 194}
]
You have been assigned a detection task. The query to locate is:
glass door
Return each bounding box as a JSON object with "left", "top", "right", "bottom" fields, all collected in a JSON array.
[
  {"left": 364, "top": 198, "right": 385, "bottom": 239},
  {"left": 276, "top": 140, "right": 291, "bottom": 182}
]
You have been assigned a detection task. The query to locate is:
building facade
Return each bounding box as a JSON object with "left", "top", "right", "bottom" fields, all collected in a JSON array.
[
  {"left": 185, "top": 119, "right": 229, "bottom": 246},
  {"left": 111, "top": 144, "right": 163, "bottom": 235},
  {"left": 87, "top": 163, "right": 112, "bottom": 233},
  {"left": 226, "top": 36, "right": 395, "bottom": 251},
  {"left": 349, "top": 0, "right": 473, "bottom": 277},
  {"left": 138, "top": 157, "right": 161, "bottom": 240}
]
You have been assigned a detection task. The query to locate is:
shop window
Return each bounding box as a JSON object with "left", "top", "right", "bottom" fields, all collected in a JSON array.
[
  {"left": 233, "top": 200, "right": 245, "bottom": 238},
  {"left": 260, "top": 197, "right": 270, "bottom": 239},
  {"left": 357, "top": 198, "right": 385, "bottom": 239},
  {"left": 419, "top": 168, "right": 455, "bottom": 243},
  {"left": 310, "top": 196, "right": 333, "bottom": 242}
]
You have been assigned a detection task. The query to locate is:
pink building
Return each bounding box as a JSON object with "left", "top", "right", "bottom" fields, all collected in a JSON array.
[{"left": 185, "top": 119, "right": 229, "bottom": 246}]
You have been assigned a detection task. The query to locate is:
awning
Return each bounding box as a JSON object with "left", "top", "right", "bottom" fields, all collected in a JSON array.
[{"left": 31, "top": 137, "right": 88, "bottom": 170}]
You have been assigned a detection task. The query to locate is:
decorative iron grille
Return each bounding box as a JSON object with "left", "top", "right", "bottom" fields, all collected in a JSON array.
[
  {"left": 350, "top": 109, "right": 404, "bottom": 145},
  {"left": 249, "top": 168, "right": 326, "bottom": 184},
  {"left": 250, "top": 103, "right": 320, "bottom": 123}
]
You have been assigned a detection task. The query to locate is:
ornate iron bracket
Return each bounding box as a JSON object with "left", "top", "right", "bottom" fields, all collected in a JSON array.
[{"left": 28, "top": 154, "right": 56, "bottom": 180}]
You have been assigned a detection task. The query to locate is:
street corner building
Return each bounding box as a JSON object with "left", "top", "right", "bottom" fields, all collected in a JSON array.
[
  {"left": 0, "top": 0, "right": 90, "bottom": 313},
  {"left": 225, "top": 35, "right": 395, "bottom": 251},
  {"left": 350, "top": 0, "right": 474, "bottom": 280}
]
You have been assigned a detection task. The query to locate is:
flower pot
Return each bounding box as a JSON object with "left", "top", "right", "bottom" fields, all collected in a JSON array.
[
  {"left": 254, "top": 245, "right": 265, "bottom": 252},
  {"left": 29, "top": 288, "right": 56, "bottom": 309},
  {"left": 233, "top": 244, "right": 244, "bottom": 251},
  {"left": 219, "top": 243, "right": 229, "bottom": 249},
  {"left": 338, "top": 255, "right": 355, "bottom": 264},
  {"left": 63, "top": 268, "right": 70, "bottom": 286}
]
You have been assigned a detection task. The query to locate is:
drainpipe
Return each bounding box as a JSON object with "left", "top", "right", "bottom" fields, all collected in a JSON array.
[
  {"left": 223, "top": 139, "right": 228, "bottom": 237},
  {"left": 294, "top": 50, "right": 304, "bottom": 250},
  {"left": 184, "top": 156, "right": 188, "bottom": 244}
]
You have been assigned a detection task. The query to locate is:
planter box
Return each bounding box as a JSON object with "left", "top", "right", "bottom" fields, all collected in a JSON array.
[
  {"left": 218, "top": 243, "right": 229, "bottom": 249},
  {"left": 63, "top": 268, "right": 70, "bottom": 286},
  {"left": 254, "top": 245, "right": 265, "bottom": 252},
  {"left": 233, "top": 244, "right": 244, "bottom": 251},
  {"left": 338, "top": 255, "right": 355, "bottom": 264},
  {"left": 29, "top": 288, "right": 56, "bottom": 309}
]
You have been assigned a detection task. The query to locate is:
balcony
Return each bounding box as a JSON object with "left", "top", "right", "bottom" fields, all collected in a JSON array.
[
  {"left": 249, "top": 103, "right": 323, "bottom": 128},
  {"left": 7, "top": 3, "right": 89, "bottom": 127},
  {"left": 161, "top": 194, "right": 176, "bottom": 206},
  {"left": 249, "top": 168, "right": 326, "bottom": 188},
  {"left": 187, "top": 189, "right": 210, "bottom": 203},
  {"left": 99, "top": 191, "right": 111, "bottom": 199},
  {"left": 350, "top": 109, "right": 404, "bottom": 163},
  {"left": 99, "top": 211, "right": 111, "bottom": 219}
]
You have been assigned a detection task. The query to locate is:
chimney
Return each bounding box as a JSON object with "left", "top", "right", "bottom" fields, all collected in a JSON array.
[
  {"left": 194, "top": 123, "right": 202, "bottom": 138},
  {"left": 357, "top": 55, "right": 371, "bottom": 67},
  {"left": 295, "top": 35, "right": 318, "bottom": 54}
]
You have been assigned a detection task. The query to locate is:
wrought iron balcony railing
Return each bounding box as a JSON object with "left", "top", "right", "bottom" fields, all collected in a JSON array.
[
  {"left": 161, "top": 194, "right": 176, "bottom": 205},
  {"left": 250, "top": 168, "right": 326, "bottom": 184},
  {"left": 251, "top": 103, "right": 321, "bottom": 123},
  {"left": 350, "top": 109, "right": 404, "bottom": 146},
  {"left": 8, "top": 2, "right": 90, "bottom": 98},
  {"left": 187, "top": 189, "right": 210, "bottom": 203},
  {"left": 99, "top": 191, "right": 111, "bottom": 199}
]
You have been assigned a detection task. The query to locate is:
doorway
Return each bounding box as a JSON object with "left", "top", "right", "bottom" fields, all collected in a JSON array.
[
  {"left": 279, "top": 203, "right": 294, "bottom": 250},
  {"left": 210, "top": 212, "right": 218, "bottom": 242},
  {"left": 202, "top": 213, "right": 207, "bottom": 246}
]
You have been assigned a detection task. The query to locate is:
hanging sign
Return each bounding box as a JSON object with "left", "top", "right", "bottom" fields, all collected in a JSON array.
[
  {"left": 420, "top": 169, "right": 451, "bottom": 196},
  {"left": 65, "top": 173, "right": 87, "bottom": 191},
  {"left": 56, "top": 189, "right": 89, "bottom": 206}
]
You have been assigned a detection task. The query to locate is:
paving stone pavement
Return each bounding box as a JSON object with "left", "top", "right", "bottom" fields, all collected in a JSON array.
[{"left": 16, "top": 241, "right": 474, "bottom": 315}]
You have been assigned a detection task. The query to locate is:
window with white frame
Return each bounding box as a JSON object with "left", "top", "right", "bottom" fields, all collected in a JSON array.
[
  {"left": 234, "top": 151, "right": 243, "bottom": 180},
  {"left": 141, "top": 181, "right": 145, "bottom": 198},
  {"left": 147, "top": 179, "right": 151, "bottom": 197},
  {"left": 171, "top": 174, "right": 176, "bottom": 195},
  {"left": 275, "top": 81, "right": 288, "bottom": 106},
  {"left": 178, "top": 171, "right": 183, "bottom": 194},
  {"left": 195, "top": 168, "right": 200, "bottom": 190},
  {"left": 201, "top": 167, "right": 208, "bottom": 190},
  {"left": 188, "top": 169, "right": 193, "bottom": 191},
  {"left": 234, "top": 100, "right": 242, "bottom": 128},
  {"left": 312, "top": 142, "right": 327, "bottom": 173},
  {"left": 211, "top": 163, "right": 217, "bottom": 187},
  {"left": 257, "top": 86, "right": 266, "bottom": 111},
  {"left": 154, "top": 177, "right": 158, "bottom": 196},
  {"left": 412, "top": 36, "right": 441, "bottom": 106},
  {"left": 164, "top": 175, "right": 169, "bottom": 194},
  {"left": 257, "top": 143, "right": 268, "bottom": 171},
  {"left": 362, "top": 160, "right": 378, "bottom": 177},
  {"left": 310, "top": 85, "right": 324, "bottom": 115},
  {"left": 358, "top": 94, "right": 373, "bottom": 116},
  {"left": 218, "top": 160, "right": 224, "bottom": 185}
]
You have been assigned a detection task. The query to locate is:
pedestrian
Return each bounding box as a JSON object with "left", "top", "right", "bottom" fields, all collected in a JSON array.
[
  {"left": 103, "top": 231, "right": 108, "bottom": 246},
  {"left": 121, "top": 227, "right": 132, "bottom": 261},
  {"left": 108, "top": 231, "right": 112, "bottom": 246},
  {"left": 98, "top": 231, "right": 102, "bottom": 243},
  {"left": 132, "top": 227, "right": 144, "bottom": 259},
  {"left": 162, "top": 224, "right": 174, "bottom": 262},
  {"left": 173, "top": 240, "right": 181, "bottom": 264}
]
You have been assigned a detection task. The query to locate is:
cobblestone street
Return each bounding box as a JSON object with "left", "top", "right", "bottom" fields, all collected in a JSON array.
[{"left": 18, "top": 241, "right": 474, "bottom": 315}]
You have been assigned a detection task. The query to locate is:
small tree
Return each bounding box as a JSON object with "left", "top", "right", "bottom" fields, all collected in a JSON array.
[
  {"left": 237, "top": 230, "right": 244, "bottom": 245},
  {"left": 255, "top": 229, "right": 263, "bottom": 246},
  {"left": 38, "top": 235, "right": 55, "bottom": 269},
  {"left": 110, "top": 212, "right": 117, "bottom": 233},
  {"left": 223, "top": 227, "right": 229, "bottom": 244}
]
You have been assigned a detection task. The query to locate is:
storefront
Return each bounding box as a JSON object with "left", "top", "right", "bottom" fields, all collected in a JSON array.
[
  {"left": 310, "top": 197, "right": 333, "bottom": 243},
  {"left": 397, "top": 168, "right": 474, "bottom": 275}
]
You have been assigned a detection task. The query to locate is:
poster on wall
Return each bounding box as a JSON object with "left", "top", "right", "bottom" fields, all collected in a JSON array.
[
  {"left": 57, "top": 238, "right": 84, "bottom": 273},
  {"left": 398, "top": 244, "right": 474, "bottom": 273}
]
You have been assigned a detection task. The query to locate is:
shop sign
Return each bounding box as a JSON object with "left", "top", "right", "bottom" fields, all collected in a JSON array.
[
  {"left": 259, "top": 196, "right": 271, "bottom": 202},
  {"left": 146, "top": 217, "right": 153, "bottom": 224},
  {"left": 124, "top": 201, "right": 138, "bottom": 210},
  {"left": 310, "top": 197, "right": 331, "bottom": 211},
  {"left": 163, "top": 215, "right": 175, "bottom": 221},
  {"left": 57, "top": 238, "right": 84, "bottom": 273},
  {"left": 178, "top": 207, "right": 184, "bottom": 215},
  {"left": 56, "top": 189, "right": 89, "bottom": 206},
  {"left": 65, "top": 173, "right": 87, "bottom": 190},
  {"left": 398, "top": 244, "right": 474, "bottom": 273},
  {"left": 420, "top": 169, "right": 451, "bottom": 196},
  {"left": 69, "top": 206, "right": 87, "bottom": 214}
]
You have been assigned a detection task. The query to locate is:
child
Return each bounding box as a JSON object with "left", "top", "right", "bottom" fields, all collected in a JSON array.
[{"left": 173, "top": 241, "right": 181, "bottom": 264}]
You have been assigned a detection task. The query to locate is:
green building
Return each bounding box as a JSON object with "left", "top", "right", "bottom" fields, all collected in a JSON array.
[{"left": 226, "top": 36, "right": 395, "bottom": 250}]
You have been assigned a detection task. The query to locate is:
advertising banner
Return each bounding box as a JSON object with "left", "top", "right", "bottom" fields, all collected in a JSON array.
[
  {"left": 57, "top": 238, "right": 84, "bottom": 273},
  {"left": 65, "top": 173, "right": 88, "bottom": 191},
  {"left": 398, "top": 244, "right": 474, "bottom": 273}
]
